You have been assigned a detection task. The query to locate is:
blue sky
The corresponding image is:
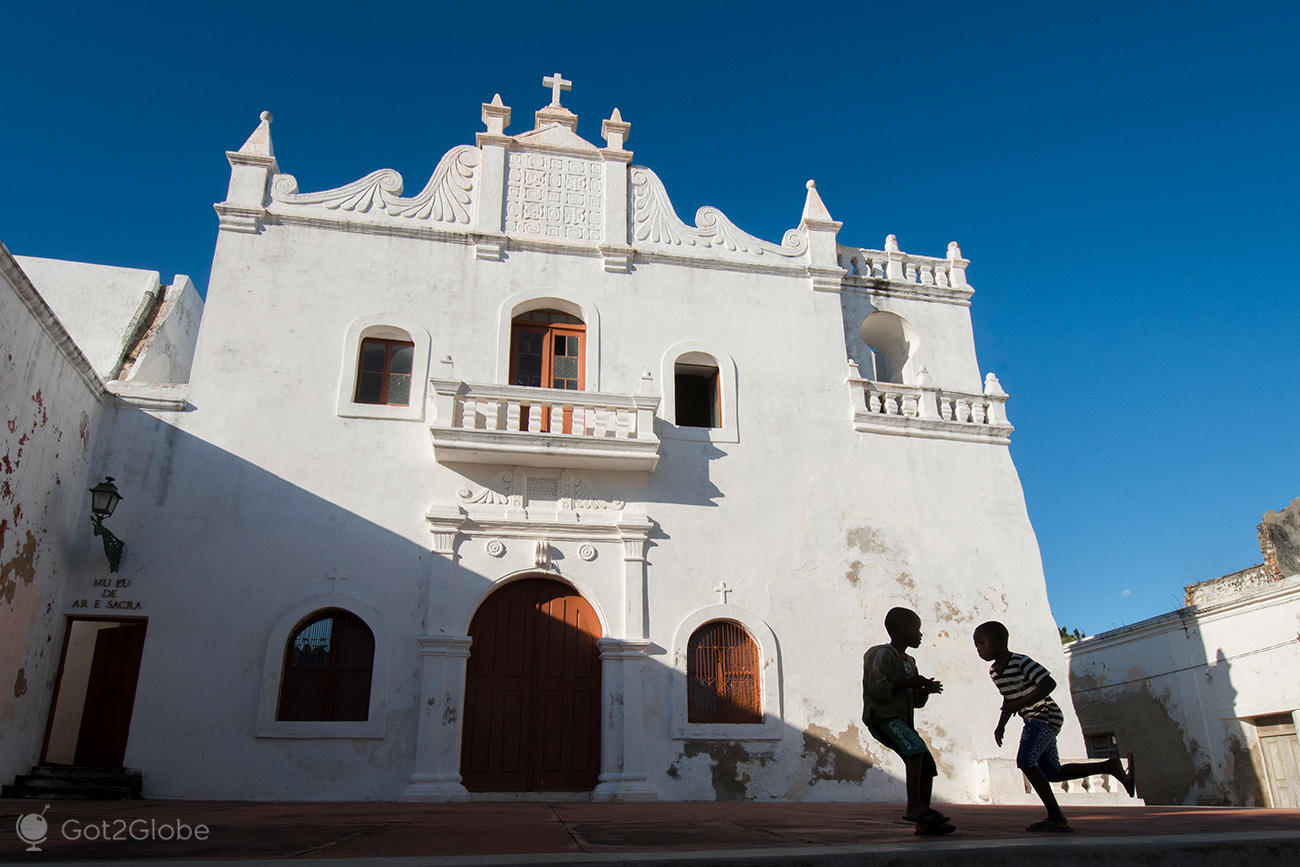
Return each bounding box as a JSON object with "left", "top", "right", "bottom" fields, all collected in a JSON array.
[{"left": 4, "top": 1, "right": 1297, "bottom": 636}]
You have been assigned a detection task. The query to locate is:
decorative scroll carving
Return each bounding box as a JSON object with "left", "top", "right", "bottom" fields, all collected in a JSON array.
[
  {"left": 629, "top": 167, "right": 807, "bottom": 258},
  {"left": 578, "top": 543, "right": 597, "bottom": 561},
  {"left": 271, "top": 145, "right": 480, "bottom": 224},
  {"left": 457, "top": 471, "right": 514, "bottom": 506},
  {"left": 485, "top": 540, "right": 506, "bottom": 557},
  {"left": 566, "top": 475, "right": 625, "bottom": 511}
]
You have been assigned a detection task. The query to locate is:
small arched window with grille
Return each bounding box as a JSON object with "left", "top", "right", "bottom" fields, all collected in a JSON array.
[
  {"left": 276, "top": 609, "right": 375, "bottom": 722},
  {"left": 687, "top": 620, "right": 762, "bottom": 724}
]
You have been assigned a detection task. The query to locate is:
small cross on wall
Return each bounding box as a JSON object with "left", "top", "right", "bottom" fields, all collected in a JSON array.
[
  {"left": 714, "top": 581, "right": 732, "bottom": 604},
  {"left": 543, "top": 72, "right": 572, "bottom": 107}
]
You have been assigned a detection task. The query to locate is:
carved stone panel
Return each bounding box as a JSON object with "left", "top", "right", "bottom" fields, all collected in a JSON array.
[{"left": 505, "top": 153, "right": 603, "bottom": 243}]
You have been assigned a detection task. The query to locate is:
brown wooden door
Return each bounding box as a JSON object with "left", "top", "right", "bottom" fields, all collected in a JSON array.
[
  {"left": 509, "top": 311, "right": 585, "bottom": 434},
  {"left": 74, "top": 622, "right": 147, "bottom": 767},
  {"left": 461, "top": 579, "right": 602, "bottom": 791}
]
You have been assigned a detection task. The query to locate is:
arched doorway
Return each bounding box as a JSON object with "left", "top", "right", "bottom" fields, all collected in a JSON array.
[{"left": 461, "top": 578, "right": 602, "bottom": 791}]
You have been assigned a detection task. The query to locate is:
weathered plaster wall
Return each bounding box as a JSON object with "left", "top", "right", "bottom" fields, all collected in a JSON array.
[
  {"left": 0, "top": 245, "right": 106, "bottom": 784},
  {"left": 1066, "top": 574, "right": 1300, "bottom": 805}
]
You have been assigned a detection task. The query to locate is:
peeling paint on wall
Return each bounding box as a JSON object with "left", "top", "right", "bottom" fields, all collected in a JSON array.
[
  {"left": 676, "top": 740, "right": 774, "bottom": 801},
  {"left": 801, "top": 722, "right": 872, "bottom": 785}
]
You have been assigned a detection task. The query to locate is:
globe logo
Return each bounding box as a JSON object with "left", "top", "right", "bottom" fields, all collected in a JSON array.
[{"left": 15, "top": 805, "right": 50, "bottom": 852}]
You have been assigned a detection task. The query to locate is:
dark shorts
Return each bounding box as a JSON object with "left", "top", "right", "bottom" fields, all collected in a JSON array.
[
  {"left": 1017, "top": 719, "right": 1063, "bottom": 781},
  {"left": 867, "top": 718, "right": 937, "bottom": 777}
]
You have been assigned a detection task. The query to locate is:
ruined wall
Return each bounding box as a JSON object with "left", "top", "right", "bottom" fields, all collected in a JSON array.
[
  {"left": 0, "top": 245, "right": 106, "bottom": 784},
  {"left": 1260, "top": 497, "right": 1300, "bottom": 580},
  {"left": 1065, "top": 575, "right": 1300, "bottom": 805}
]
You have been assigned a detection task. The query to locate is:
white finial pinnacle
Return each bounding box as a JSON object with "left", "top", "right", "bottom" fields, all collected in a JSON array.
[
  {"left": 237, "top": 110, "right": 275, "bottom": 157},
  {"left": 947, "top": 241, "right": 963, "bottom": 260},
  {"left": 801, "top": 178, "right": 834, "bottom": 224},
  {"left": 490, "top": 93, "right": 504, "bottom": 106},
  {"left": 543, "top": 72, "right": 572, "bottom": 107},
  {"left": 611, "top": 107, "right": 623, "bottom": 122}
]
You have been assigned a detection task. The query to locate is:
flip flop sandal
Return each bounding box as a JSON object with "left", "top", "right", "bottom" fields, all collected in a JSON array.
[
  {"left": 914, "top": 820, "right": 956, "bottom": 836},
  {"left": 902, "top": 809, "right": 950, "bottom": 824},
  {"left": 1124, "top": 752, "right": 1137, "bottom": 797},
  {"left": 1026, "top": 819, "right": 1073, "bottom": 833}
]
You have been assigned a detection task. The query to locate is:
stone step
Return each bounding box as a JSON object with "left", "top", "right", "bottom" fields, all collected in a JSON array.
[
  {"left": 2, "top": 765, "right": 142, "bottom": 800},
  {"left": 1, "top": 783, "right": 138, "bottom": 799}
]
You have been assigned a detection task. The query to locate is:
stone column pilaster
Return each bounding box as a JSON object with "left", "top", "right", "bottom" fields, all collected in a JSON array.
[
  {"left": 592, "top": 638, "right": 656, "bottom": 801},
  {"left": 616, "top": 514, "right": 653, "bottom": 639},
  {"left": 402, "top": 634, "right": 473, "bottom": 801},
  {"left": 474, "top": 95, "right": 512, "bottom": 261},
  {"left": 599, "top": 109, "right": 633, "bottom": 273},
  {"left": 403, "top": 507, "right": 471, "bottom": 801}
]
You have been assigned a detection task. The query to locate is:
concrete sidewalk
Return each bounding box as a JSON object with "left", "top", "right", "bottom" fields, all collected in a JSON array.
[{"left": 3, "top": 800, "right": 1299, "bottom": 865}]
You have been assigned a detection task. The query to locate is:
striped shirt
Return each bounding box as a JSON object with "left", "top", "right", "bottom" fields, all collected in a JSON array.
[{"left": 989, "top": 653, "right": 1064, "bottom": 733}]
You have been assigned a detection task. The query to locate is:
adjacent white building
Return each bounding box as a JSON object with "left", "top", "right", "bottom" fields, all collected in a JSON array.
[
  {"left": 2, "top": 76, "right": 1127, "bottom": 804},
  {"left": 1065, "top": 499, "right": 1300, "bottom": 807}
]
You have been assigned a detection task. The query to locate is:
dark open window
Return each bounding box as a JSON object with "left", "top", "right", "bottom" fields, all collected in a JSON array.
[
  {"left": 277, "top": 610, "right": 374, "bottom": 722},
  {"left": 675, "top": 362, "right": 720, "bottom": 428},
  {"left": 354, "top": 337, "right": 414, "bottom": 405},
  {"left": 687, "top": 620, "right": 761, "bottom": 723}
]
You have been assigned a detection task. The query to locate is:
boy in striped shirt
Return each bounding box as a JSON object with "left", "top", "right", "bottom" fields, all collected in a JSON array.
[{"left": 973, "top": 620, "right": 1135, "bottom": 832}]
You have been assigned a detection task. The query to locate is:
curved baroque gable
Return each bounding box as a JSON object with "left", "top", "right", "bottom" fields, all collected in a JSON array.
[
  {"left": 629, "top": 166, "right": 807, "bottom": 263},
  {"left": 270, "top": 145, "right": 481, "bottom": 225}
]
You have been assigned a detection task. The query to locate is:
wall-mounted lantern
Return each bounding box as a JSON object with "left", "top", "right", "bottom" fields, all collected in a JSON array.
[{"left": 89, "top": 476, "right": 124, "bottom": 572}]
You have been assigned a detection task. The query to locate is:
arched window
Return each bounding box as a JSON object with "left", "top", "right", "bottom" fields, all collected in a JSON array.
[
  {"left": 354, "top": 337, "right": 414, "bottom": 405},
  {"left": 859, "top": 311, "right": 916, "bottom": 384},
  {"left": 276, "top": 610, "right": 375, "bottom": 722},
  {"left": 337, "top": 315, "right": 431, "bottom": 422},
  {"left": 509, "top": 310, "right": 585, "bottom": 390},
  {"left": 687, "top": 621, "right": 762, "bottom": 724}
]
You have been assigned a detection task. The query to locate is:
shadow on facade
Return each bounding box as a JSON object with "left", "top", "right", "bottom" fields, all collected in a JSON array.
[
  {"left": 1067, "top": 615, "right": 1265, "bottom": 805},
  {"left": 32, "top": 401, "right": 911, "bottom": 803}
]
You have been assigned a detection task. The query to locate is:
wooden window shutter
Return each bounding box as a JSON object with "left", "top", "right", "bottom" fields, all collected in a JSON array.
[{"left": 687, "top": 621, "right": 762, "bottom": 724}]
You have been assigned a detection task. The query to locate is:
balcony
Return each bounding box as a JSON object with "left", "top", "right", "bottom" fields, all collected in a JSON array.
[
  {"left": 848, "top": 365, "right": 1013, "bottom": 445},
  {"left": 430, "top": 378, "right": 661, "bottom": 471}
]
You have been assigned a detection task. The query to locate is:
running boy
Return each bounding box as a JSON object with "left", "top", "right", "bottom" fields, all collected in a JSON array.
[
  {"left": 973, "top": 620, "right": 1136, "bottom": 832},
  {"left": 863, "top": 607, "right": 954, "bottom": 836}
]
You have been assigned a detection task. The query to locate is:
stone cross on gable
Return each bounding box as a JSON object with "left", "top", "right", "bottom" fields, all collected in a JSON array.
[
  {"left": 714, "top": 581, "right": 732, "bottom": 604},
  {"left": 543, "top": 72, "right": 571, "bottom": 107}
]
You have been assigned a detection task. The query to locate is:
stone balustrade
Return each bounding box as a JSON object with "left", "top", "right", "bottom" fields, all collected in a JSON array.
[
  {"left": 848, "top": 363, "right": 1012, "bottom": 445},
  {"left": 429, "top": 375, "right": 661, "bottom": 471},
  {"left": 837, "top": 235, "right": 970, "bottom": 294}
]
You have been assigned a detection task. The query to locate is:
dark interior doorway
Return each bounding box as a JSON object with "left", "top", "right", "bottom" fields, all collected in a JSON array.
[{"left": 43, "top": 619, "right": 147, "bottom": 767}]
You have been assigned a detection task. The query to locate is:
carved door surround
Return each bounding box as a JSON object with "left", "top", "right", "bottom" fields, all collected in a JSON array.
[{"left": 406, "top": 474, "right": 655, "bottom": 801}]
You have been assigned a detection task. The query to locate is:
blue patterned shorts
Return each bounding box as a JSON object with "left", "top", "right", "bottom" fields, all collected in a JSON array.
[{"left": 1017, "top": 719, "right": 1062, "bottom": 781}]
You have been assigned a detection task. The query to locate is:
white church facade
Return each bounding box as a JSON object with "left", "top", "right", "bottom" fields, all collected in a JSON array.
[{"left": 2, "top": 75, "right": 1126, "bottom": 804}]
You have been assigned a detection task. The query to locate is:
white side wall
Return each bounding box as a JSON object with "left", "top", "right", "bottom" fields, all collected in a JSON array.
[{"left": 1065, "top": 576, "right": 1300, "bottom": 805}]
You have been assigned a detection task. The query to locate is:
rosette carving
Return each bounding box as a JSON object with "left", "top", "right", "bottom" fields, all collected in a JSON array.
[
  {"left": 630, "top": 166, "right": 807, "bottom": 258},
  {"left": 271, "top": 145, "right": 480, "bottom": 224}
]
